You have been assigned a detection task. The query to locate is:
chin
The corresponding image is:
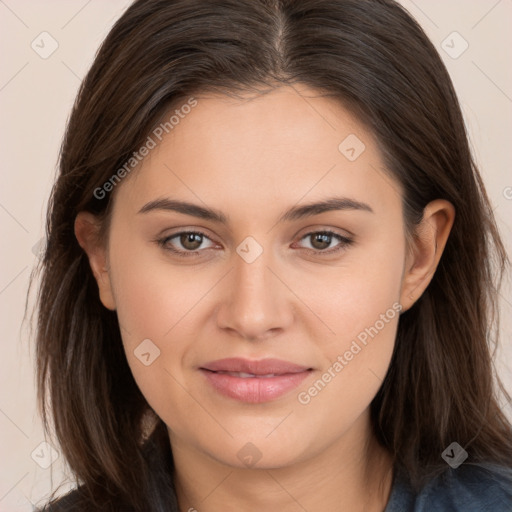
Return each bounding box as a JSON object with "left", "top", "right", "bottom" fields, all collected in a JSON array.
[{"left": 202, "top": 430, "right": 310, "bottom": 470}]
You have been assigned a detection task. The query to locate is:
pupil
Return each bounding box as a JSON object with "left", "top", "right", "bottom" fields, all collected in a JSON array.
[
  {"left": 181, "top": 233, "right": 202, "bottom": 250},
  {"left": 311, "top": 233, "right": 331, "bottom": 250}
]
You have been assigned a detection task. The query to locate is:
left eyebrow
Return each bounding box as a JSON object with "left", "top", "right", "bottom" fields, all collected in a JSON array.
[
  {"left": 278, "top": 197, "right": 374, "bottom": 223},
  {"left": 137, "top": 196, "right": 374, "bottom": 224}
]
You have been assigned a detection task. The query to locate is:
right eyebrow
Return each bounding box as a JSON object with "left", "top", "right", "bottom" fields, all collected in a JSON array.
[{"left": 138, "top": 198, "right": 228, "bottom": 224}]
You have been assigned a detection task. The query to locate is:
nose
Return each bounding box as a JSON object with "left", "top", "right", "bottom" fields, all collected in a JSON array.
[{"left": 216, "top": 247, "right": 294, "bottom": 342}]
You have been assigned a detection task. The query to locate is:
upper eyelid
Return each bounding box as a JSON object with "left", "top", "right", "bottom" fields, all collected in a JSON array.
[
  {"left": 161, "top": 230, "right": 218, "bottom": 248},
  {"left": 293, "top": 231, "right": 352, "bottom": 251},
  {"left": 161, "top": 229, "right": 351, "bottom": 250},
  {"left": 160, "top": 223, "right": 352, "bottom": 238}
]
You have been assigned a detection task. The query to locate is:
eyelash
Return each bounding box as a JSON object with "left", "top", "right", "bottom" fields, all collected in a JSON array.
[{"left": 156, "top": 230, "right": 353, "bottom": 258}]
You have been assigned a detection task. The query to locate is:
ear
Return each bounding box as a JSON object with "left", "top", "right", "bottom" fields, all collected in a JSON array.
[
  {"left": 74, "top": 211, "right": 116, "bottom": 311},
  {"left": 399, "top": 199, "right": 455, "bottom": 312}
]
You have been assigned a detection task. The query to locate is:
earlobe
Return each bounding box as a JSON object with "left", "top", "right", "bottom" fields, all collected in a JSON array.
[
  {"left": 74, "top": 212, "right": 116, "bottom": 311},
  {"left": 399, "top": 200, "right": 455, "bottom": 312}
]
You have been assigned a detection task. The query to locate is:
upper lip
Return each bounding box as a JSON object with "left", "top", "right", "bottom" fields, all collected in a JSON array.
[{"left": 200, "top": 358, "right": 312, "bottom": 375}]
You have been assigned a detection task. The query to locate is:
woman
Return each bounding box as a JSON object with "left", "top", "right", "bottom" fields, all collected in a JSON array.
[{"left": 34, "top": 0, "right": 512, "bottom": 510}]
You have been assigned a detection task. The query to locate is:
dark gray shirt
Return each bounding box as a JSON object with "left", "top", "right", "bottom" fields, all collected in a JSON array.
[
  {"left": 41, "top": 463, "right": 512, "bottom": 511},
  {"left": 384, "top": 464, "right": 512, "bottom": 511}
]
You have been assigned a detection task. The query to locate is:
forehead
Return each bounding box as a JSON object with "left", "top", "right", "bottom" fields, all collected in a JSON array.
[{"left": 113, "top": 85, "right": 402, "bottom": 220}]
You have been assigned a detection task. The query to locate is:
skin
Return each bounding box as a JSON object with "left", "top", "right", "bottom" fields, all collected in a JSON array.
[{"left": 75, "top": 84, "right": 455, "bottom": 512}]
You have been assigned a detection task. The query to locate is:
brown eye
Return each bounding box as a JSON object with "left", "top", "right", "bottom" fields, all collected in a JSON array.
[
  {"left": 179, "top": 232, "right": 203, "bottom": 250},
  {"left": 297, "top": 230, "right": 353, "bottom": 254},
  {"left": 157, "top": 230, "right": 216, "bottom": 256},
  {"left": 309, "top": 233, "right": 332, "bottom": 250}
]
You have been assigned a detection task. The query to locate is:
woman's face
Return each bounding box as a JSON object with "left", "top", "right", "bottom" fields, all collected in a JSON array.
[{"left": 86, "top": 85, "right": 414, "bottom": 468}]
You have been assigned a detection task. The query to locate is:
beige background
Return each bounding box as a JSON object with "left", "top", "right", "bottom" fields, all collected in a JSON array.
[{"left": 1, "top": 0, "right": 511, "bottom": 509}]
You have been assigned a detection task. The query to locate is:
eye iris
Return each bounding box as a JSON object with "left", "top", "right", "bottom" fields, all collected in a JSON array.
[
  {"left": 311, "top": 233, "right": 332, "bottom": 250},
  {"left": 180, "top": 233, "right": 203, "bottom": 250}
]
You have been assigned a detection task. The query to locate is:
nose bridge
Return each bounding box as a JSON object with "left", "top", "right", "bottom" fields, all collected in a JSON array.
[
  {"left": 216, "top": 238, "right": 292, "bottom": 339},
  {"left": 234, "top": 249, "right": 271, "bottom": 302},
  {"left": 233, "top": 234, "right": 275, "bottom": 296}
]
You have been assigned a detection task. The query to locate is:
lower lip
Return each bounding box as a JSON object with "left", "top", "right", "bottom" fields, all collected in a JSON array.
[{"left": 200, "top": 369, "right": 311, "bottom": 403}]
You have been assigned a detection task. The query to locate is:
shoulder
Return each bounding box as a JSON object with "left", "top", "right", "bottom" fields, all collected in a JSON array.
[
  {"left": 36, "top": 423, "right": 174, "bottom": 511},
  {"left": 35, "top": 486, "right": 137, "bottom": 512},
  {"left": 36, "top": 487, "right": 88, "bottom": 511},
  {"left": 386, "top": 463, "right": 512, "bottom": 512}
]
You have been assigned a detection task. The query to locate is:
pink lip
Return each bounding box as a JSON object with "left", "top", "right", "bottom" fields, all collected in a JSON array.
[{"left": 200, "top": 358, "right": 313, "bottom": 403}]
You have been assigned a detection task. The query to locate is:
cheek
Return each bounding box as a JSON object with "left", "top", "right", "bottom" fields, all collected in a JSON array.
[
  {"left": 290, "top": 231, "right": 404, "bottom": 421},
  {"left": 293, "top": 309, "right": 399, "bottom": 452},
  {"left": 293, "top": 226, "right": 405, "bottom": 350},
  {"left": 106, "top": 235, "right": 216, "bottom": 407},
  {"left": 108, "top": 228, "right": 214, "bottom": 343}
]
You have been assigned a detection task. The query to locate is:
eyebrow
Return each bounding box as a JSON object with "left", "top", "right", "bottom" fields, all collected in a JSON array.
[{"left": 137, "top": 196, "right": 374, "bottom": 224}]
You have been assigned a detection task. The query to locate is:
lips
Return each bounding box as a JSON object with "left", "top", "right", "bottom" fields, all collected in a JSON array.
[
  {"left": 209, "top": 371, "right": 282, "bottom": 378},
  {"left": 200, "top": 358, "right": 313, "bottom": 403},
  {"left": 201, "top": 357, "right": 311, "bottom": 375}
]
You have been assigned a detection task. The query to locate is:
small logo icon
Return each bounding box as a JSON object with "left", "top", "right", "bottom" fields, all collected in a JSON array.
[
  {"left": 134, "top": 338, "right": 161, "bottom": 366},
  {"left": 441, "top": 442, "right": 468, "bottom": 468},
  {"left": 237, "top": 442, "right": 263, "bottom": 467},
  {"left": 338, "top": 134, "right": 366, "bottom": 161},
  {"left": 31, "top": 441, "right": 59, "bottom": 469},
  {"left": 441, "top": 32, "right": 469, "bottom": 59},
  {"left": 236, "top": 236, "right": 263, "bottom": 264},
  {"left": 32, "top": 237, "right": 46, "bottom": 258},
  {"left": 31, "top": 32, "right": 59, "bottom": 59}
]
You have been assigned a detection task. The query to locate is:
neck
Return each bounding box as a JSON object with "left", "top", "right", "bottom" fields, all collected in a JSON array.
[{"left": 169, "top": 411, "right": 394, "bottom": 512}]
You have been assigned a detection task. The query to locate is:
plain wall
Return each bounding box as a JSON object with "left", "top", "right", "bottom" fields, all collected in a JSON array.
[{"left": 0, "top": 1, "right": 511, "bottom": 509}]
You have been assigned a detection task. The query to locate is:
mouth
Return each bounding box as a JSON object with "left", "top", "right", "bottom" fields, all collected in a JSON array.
[
  {"left": 199, "top": 358, "right": 313, "bottom": 403},
  {"left": 205, "top": 371, "right": 288, "bottom": 378}
]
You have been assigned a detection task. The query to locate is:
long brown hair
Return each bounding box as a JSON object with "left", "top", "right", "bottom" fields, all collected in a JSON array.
[{"left": 32, "top": 0, "right": 512, "bottom": 509}]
